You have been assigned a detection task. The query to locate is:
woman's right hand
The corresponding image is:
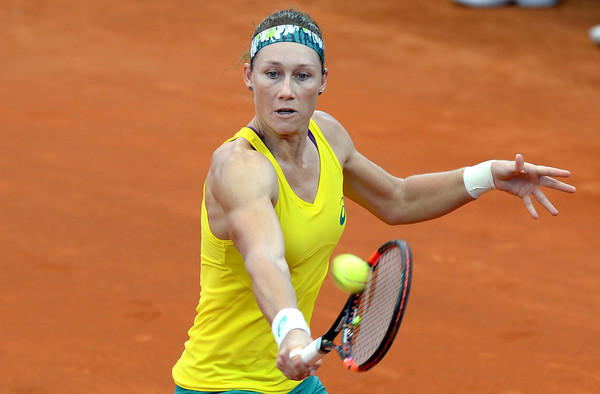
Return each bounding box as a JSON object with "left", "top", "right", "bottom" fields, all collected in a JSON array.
[{"left": 276, "top": 329, "right": 321, "bottom": 380}]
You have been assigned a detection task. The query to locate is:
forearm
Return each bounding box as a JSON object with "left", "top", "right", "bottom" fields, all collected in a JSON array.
[
  {"left": 225, "top": 203, "right": 298, "bottom": 325},
  {"left": 245, "top": 254, "right": 298, "bottom": 325},
  {"left": 245, "top": 253, "right": 311, "bottom": 349},
  {"left": 397, "top": 168, "right": 473, "bottom": 224},
  {"left": 343, "top": 151, "right": 489, "bottom": 225}
]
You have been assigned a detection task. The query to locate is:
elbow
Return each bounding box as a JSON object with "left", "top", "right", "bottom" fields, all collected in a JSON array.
[
  {"left": 381, "top": 214, "right": 415, "bottom": 226},
  {"left": 369, "top": 186, "right": 411, "bottom": 225},
  {"left": 373, "top": 207, "right": 410, "bottom": 226}
]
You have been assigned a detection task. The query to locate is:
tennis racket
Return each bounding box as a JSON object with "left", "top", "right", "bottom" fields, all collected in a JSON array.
[{"left": 296, "top": 239, "right": 413, "bottom": 372}]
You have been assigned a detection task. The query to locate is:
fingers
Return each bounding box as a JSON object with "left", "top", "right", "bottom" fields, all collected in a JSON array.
[
  {"left": 278, "top": 349, "right": 319, "bottom": 380},
  {"left": 522, "top": 188, "right": 562, "bottom": 218},
  {"left": 521, "top": 194, "right": 539, "bottom": 219},
  {"left": 277, "top": 336, "right": 321, "bottom": 381},
  {"left": 517, "top": 154, "right": 574, "bottom": 182},
  {"left": 502, "top": 154, "right": 574, "bottom": 218},
  {"left": 289, "top": 347, "right": 303, "bottom": 360},
  {"left": 539, "top": 176, "right": 577, "bottom": 193},
  {"left": 533, "top": 188, "right": 558, "bottom": 216},
  {"left": 534, "top": 166, "right": 573, "bottom": 179}
]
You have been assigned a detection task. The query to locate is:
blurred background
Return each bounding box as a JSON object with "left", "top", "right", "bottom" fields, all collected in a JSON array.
[{"left": 1, "top": 0, "right": 599, "bottom": 392}]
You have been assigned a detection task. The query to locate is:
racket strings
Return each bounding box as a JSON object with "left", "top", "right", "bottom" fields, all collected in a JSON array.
[{"left": 346, "top": 246, "right": 405, "bottom": 365}]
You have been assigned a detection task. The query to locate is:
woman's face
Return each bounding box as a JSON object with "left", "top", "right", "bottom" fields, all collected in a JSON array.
[{"left": 244, "top": 42, "right": 327, "bottom": 135}]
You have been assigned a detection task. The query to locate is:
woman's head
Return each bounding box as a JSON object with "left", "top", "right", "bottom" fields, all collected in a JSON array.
[
  {"left": 249, "top": 9, "right": 325, "bottom": 74},
  {"left": 244, "top": 9, "right": 327, "bottom": 135}
]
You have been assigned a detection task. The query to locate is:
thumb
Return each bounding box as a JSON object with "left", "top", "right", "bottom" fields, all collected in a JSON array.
[{"left": 515, "top": 153, "right": 526, "bottom": 174}]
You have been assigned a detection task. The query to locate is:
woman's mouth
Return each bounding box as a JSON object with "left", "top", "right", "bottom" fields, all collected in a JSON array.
[{"left": 276, "top": 109, "right": 295, "bottom": 115}]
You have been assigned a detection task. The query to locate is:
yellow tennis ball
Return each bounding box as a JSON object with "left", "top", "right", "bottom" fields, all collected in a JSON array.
[{"left": 330, "top": 254, "right": 370, "bottom": 293}]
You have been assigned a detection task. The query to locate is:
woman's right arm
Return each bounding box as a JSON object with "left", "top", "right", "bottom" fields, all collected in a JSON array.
[{"left": 204, "top": 139, "right": 319, "bottom": 380}]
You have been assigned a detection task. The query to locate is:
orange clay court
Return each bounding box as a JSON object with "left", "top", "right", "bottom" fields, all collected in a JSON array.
[{"left": 1, "top": 0, "right": 599, "bottom": 393}]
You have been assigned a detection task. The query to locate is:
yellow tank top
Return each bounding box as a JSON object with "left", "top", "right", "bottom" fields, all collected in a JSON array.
[{"left": 172, "top": 119, "right": 346, "bottom": 393}]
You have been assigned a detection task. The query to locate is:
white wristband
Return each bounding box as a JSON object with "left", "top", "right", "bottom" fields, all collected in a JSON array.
[
  {"left": 271, "top": 308, "right": 310, "bottom": 349},
  {"left": 463, "top": 160, "right": 495, "bottom": 198}
]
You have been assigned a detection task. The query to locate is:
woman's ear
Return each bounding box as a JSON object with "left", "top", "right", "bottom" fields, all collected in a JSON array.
[
  {"left": 318, "top": 68, "right": 328, "bottom": 95},
  {"left": 243, "top": 63, "right": 253, "bottom": 91}
]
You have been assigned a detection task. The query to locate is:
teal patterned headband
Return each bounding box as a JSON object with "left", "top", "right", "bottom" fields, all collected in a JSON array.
[{"left": 250, "top": 25, "right": 325, "bottom": 64}]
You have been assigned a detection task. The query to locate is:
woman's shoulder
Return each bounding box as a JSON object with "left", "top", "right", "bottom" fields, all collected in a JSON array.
[
  {"left": 210, "top": 137, "right": 277, "bottom": 186},
  {"left": 312, "top": 110, "right": 342, "bottom": 131},
  {"left": 312, "top": 110, "right": 352, "bottom": 139},
  {"left": 312, "top": 110, "right": 356, "bottom": 167}
]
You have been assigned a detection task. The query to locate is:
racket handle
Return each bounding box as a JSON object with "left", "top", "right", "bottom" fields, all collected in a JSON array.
[{"left": 298, "top": 338, "right": 327, "bottom": 365}]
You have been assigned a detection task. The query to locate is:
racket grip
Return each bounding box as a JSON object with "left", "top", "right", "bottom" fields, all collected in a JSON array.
[{"left": 299, "top": 338, "right": 326, "bottom": 365}]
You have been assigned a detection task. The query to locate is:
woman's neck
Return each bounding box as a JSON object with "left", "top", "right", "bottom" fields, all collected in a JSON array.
[{"left": 247, "top": 119, "right": 311, "bottom": 165}]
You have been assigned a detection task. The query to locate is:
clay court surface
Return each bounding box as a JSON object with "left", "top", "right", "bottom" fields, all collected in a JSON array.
[{"left": 2, "top": 0, "right": 600, "bottom": 392}]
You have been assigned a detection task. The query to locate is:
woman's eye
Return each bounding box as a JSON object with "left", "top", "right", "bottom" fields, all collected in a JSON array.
[
  {"left": 296, "top": 73, "right": 310, "bottom": 81},
  {"left": 266, "top": 71, "right": 278, "bottom": 78}
]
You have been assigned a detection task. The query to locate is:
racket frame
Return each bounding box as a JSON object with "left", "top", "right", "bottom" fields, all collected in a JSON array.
[{"left": 300, "top": 239, "right": 412, "bottom": 372}]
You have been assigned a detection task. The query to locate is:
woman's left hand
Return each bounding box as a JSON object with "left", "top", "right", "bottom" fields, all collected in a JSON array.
[{"left": 491, "top": 154, "right": 576, "bottom": 219}]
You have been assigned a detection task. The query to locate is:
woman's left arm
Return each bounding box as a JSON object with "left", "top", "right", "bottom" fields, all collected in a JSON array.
[
  {"left": 315, "top": 111, "right": 576, "bottom": 224},
  {"left": 343, "top": 150, "right": 575, "bottom": 224},
  {"left": 341, "top": 143, "right": 575, "bottom": 224},
  {"left": 342, "top": 150, "right": 473, "bottom": 225}
]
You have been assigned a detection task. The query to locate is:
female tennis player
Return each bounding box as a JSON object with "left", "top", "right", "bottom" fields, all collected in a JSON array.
[{"left": 171, "top": 9, "right": 575, "bottom": 394}]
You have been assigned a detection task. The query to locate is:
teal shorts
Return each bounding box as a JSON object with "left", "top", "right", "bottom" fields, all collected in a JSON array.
[{"left": 174, "top": 376, "right": 328, "bottom": 394}]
